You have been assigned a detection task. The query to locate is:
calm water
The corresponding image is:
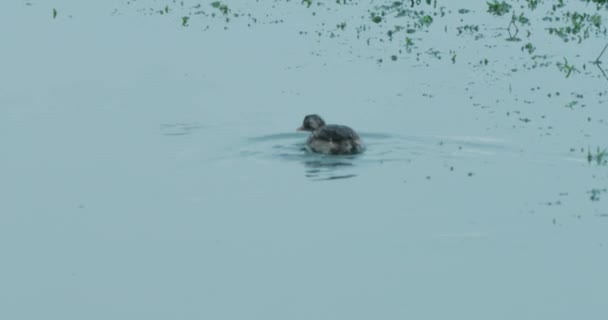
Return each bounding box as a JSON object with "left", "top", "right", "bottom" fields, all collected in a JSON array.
[{"left": 1, "top": 1, "right": 607, "bottom": 319}]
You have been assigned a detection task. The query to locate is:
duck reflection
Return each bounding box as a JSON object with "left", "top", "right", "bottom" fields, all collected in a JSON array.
[{"left": 302, "top": 156, "right": 359, "bottom": 181}]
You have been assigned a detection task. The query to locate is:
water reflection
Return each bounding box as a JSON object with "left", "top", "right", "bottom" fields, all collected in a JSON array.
[{"left": 303, "top": 156, "right": 359, "bottom": 181}]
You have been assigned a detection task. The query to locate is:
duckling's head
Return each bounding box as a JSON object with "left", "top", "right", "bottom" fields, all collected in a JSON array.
[{"left": 297, "top": 114, "right": 326, "bottom": 131}]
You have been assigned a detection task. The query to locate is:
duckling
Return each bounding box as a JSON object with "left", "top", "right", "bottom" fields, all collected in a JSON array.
[{"left": 297, "top": 114, "right": 365, "bottom": 155}]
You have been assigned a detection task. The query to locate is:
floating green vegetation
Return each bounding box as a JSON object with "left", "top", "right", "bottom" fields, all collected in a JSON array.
[
  {"left": 584, "top": 0, "right": 608, "bottom": 9},
  {"left": 526, "top": 0, "right": 539, "bottom": 10},
  {"left": 405, "top": 36, "right": 414, "bottom": 52},
  {"left": 515, "top": 12, "right": 530, "bottom": 26},
  {"left": 530, "top": 54, "right": 550, "bottom": 68},
  {"left": 547, "top": 11, "right": 605, "bottom": 43},
  {"left": 522, "top": 42, "right": 536, "bottom": 54},
  {"left": 457, "top": 24, "right": 479, "bottom": 35},
  {"left": 552, "top": 0, "right": 566, "bottom": 11},
  {"left": 211, "top": 1, "right": 230, "bottom": 15},
  {"left": 371, "top": 13, "right": 382, "bottom": 24},
  {"left": 53, "top": 8, "right": 57, "bottom": 19},
  {"left": 122, "top": 0, "right": 608, "bottom": 84},
  {"left": 556, "top": 58, "right": 579, "bottom": 77},
  {"left": 487, "top": 1, "right": 511, "bottom": 16},
  {"left": 387, "top": 26, "right": 404, "bottom": 40},
  {"left": 368, "top": 1, "right": 445, "bottom": 39},
  {"left": 564, "top": 100, "right": 579, "bottom": 109},
  {"left": 590, "top": 14, "right": 602, "bottom": 29},
  {"left": 587, "top": 147, "right": 608, "bottom": 165},
  {"left": 418, "top": 15, "right": 433, "bottom": 27},
  {"left": 588, "top": 188, "right": 607, "bottom": 201},
  {"left": 426, "top": 48, "right": 441, "bottom": 59}
]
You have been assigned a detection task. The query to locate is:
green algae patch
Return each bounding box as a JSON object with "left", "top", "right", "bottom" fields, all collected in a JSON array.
[
  {"left": 487, "top": 1, "right": 511, "bottom": 16},
  {"left": 371, "top": 14, "right": 382, "bottom": 24},
  {"left": 587, "top": 147, "right": 608, "bottom": 165},
  {"left": 211, "top": 2, "right": 230, "bottom": 15}
]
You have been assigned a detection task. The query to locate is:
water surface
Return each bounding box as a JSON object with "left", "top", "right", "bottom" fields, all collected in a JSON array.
[{"left": 1, "top": 1, "right": 607, "bottom": 319}]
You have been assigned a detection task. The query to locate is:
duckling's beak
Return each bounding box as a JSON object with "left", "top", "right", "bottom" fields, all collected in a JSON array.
[{"left": 297, "top": 126, "right": 305, "bottom": 131}]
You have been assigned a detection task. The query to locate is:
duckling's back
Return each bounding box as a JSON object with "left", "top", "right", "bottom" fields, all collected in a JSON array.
[{"left": 307, "top": 125, "right": 364, "bottom": 155}]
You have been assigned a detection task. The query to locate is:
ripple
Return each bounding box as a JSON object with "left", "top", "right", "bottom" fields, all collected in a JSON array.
[
  {"left": 241, "top": 131, "right": 414, "bottom": 181},
  {"left": 247, "top": 132, "right": 302, "bottom": 142},
  {"left": 160, "top": 122, "right": 205, "bottom": 136},
  {"left": 237, "top": 130, "right": 526, "bottom": 182}
]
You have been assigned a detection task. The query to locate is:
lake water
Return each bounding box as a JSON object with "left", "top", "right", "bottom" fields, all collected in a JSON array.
[{"left": 2, "top": 1, "right": 608, "bottom": 319}]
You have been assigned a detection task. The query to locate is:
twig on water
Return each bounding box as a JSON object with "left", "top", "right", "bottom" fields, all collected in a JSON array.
[
  {"left": 594, "top": 43, "right": 608, "bottom": 64},
  {"left": 507, "top": 19, "right": 519, "bottom": 41},
  {"left": 594, "top": 43, "right": 608, "bottom": 81}
]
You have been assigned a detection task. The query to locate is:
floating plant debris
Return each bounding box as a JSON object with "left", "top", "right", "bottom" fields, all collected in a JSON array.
[
  {"left": 587, "top": 147, "right": 608, "bottom": 165},
  {"left": 211, "top": 1, "right": 230, "bottom": 15},
  {"left": 487, "top": 1, "right": 511, "bottom": 16},
  {"left": 557, "top": 58, "right": 579, "bottom": 78}
]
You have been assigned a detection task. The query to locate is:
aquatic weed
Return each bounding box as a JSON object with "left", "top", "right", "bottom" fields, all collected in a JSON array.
[
  {"left": 588, "top": 188, "right": 607, "bottom": 201},
  {"left": 457, "top": 24, "right": 479, "bottom": 34},
  {"left": 547, "top": 11, "right": 605, "bottom": 43},
  {"left": 181, "top": 16, "right": 189, "bottom": 26},
  {"left": 552, "top": 0, "right": 566, "bottom": 11},
  {"left": 584, "top": 0, "right": 608, "bottom": 10},
  {"left": 487, "top": 1, "right": 511, "bottom": 16},
  {"left": 526, "top": 0, "right": 540, "bottom": 10},
  {"left": 587, "top": 147, "right": 608, "bottom": 165},
  {"left": 53, "top": 8, "right": 57, "bottom": 19},
  {"left": 556, "top": 58, "right": 579, "bottom": 77},
  {"left": 211, "top": 1, "right": 230, "bottom": 15},
  {"left": 387, "top": 26, "right": 404, "bottom": 41},
  {"left": 590, "top": 14, "right": 602, "bottom": 29},
  {"left": 516, "top": 13, "right": 530, "bottom": 26},
  {"left": 405, "top": 36, "right": 414, "bottom": 52},
  {"left": 522, "top": 42, "right": 536, "bottom": 54},
  {"left": 564, "top": 100, "right": 579, "bottom": 109},
  {"left": 418, "top": 15, "right": 433, "bottom": 27},
  {"left": 371, "top": 13, "right": 382, "bottom": 24},
  {"left": 122, "top": 0, "right": 608, "bottom": 83}
]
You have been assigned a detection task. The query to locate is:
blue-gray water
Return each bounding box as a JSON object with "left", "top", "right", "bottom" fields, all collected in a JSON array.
[{"left": 1, "top": 1, "right": 607, "bottom": 319}]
